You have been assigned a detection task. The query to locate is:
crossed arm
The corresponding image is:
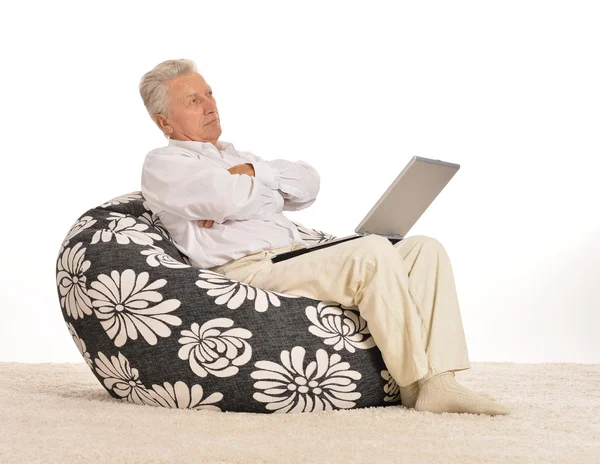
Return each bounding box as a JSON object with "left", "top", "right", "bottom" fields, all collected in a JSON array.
[
  {"left": 198, "top": 162, "right": 256, "bottom": 228},
  {"left": 141, "top": 149, "right": 320, "bottom": 227}
]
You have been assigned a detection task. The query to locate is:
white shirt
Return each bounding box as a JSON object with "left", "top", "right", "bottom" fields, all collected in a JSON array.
[{"left": 141, "top": 137, "right": 320, "bottom": 269}]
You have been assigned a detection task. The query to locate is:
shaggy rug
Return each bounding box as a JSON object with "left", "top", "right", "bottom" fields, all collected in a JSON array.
[{"left": 1, "top": 361, "right": 598, "bottom": 463}]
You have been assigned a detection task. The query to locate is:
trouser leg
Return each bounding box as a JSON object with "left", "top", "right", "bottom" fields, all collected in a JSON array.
[
  {"left": 392, "top": 236, "right": 471, "bottom": 384},
  {"left": 213, "top": 234, "right": 472, "bottom": 387}
]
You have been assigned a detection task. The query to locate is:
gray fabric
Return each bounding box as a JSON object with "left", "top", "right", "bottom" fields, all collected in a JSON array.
[{"left": 55, "top": 191, "right": 403, "bottom": 413}]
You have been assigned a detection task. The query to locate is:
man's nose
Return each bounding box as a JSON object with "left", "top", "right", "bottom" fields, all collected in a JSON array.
[{"left": 204, "top": 100, "right": 217, "bottom": 113}]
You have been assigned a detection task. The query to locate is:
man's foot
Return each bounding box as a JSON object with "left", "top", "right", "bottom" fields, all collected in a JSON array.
[
  {"left": 414, "top": 372, "right": 510, "bottom": 415},
  {"left": 399, "top": 379, "right": 497, "bottom": 409}
]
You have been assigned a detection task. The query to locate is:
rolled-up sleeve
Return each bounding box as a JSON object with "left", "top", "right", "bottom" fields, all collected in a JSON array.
[
  {"left": 141, "top": 150, "right": 284, "bottom": 223},
  {"left": 240, "top": 151, "right": 320, "bottom": 212}
]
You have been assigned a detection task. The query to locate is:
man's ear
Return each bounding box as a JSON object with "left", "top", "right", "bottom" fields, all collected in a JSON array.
[{"left": 156, "top": 114, "right": 173, "bottom": 135}]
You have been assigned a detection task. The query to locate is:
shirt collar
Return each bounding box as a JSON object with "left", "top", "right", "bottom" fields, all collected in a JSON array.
[{"left": 167, "top": 137, "right": 234, "bottom": 156}]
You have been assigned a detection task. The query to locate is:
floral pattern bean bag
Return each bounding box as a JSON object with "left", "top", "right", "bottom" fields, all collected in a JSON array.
[{"left": 55, "top": 191, "right": 402, "bottom": 413}]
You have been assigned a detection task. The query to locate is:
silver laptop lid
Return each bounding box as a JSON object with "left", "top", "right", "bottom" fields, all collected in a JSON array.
[{"left": 355, "top": 156, "right": 460, "bottom": 239}]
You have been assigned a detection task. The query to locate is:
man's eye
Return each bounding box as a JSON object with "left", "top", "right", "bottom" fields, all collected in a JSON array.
[{"left": 191, "top": 92, "right": 212, "bottom": 103}]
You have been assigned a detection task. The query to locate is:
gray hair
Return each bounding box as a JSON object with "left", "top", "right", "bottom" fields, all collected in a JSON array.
[{"left": 138, "top": 58, "right": 198, "bottom": 139}]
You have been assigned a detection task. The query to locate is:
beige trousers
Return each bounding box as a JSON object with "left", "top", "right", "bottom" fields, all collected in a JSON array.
[{"left": 208, "top": 234, "right": 471, "bottom": 387}]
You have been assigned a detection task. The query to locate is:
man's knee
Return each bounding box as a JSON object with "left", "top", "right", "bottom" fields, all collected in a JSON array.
[
  {"left": 356, "top": 233, "right": 445, "bottom": 258},
  {"left": 351, "top": 234, "right": 398, "bottom": 263},
  {"left": 406, "top": 235, "right": 446, "bottom": 253},
  {"left": 362, "top": 233, "right": 395, "bottom": 249}
]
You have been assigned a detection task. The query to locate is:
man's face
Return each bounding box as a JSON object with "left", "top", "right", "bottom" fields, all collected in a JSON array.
[{"left": 158, "top": 72, "right": 222, "bottom": 144}]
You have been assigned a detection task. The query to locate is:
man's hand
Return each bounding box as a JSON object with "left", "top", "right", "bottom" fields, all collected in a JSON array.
[
  {"left": 196, "top": 163, "right": 256, "bottom": 228},
  {"left": 227, "top": 163, "right": 255, "bottom": 177},
  {"left": 197, "top": 219, "right": 214, "bottom": 228}
]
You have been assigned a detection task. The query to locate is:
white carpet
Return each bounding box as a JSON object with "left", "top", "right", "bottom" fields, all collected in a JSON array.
[{"left": 1, "top": 361, "right": 599, "bottom": 463}]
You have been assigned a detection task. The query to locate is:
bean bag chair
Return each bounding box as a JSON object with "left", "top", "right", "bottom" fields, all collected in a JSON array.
[{"left": 55, "top": 191, "right": 403, "bottom": 413}]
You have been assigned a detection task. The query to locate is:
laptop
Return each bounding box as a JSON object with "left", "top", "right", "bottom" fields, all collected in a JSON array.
[{"left": 271, "top": 156, "right": 460, "bottom": 263}]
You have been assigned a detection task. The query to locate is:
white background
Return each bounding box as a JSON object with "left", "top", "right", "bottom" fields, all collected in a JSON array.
[{"left": 1, "top": 0, "right": 598, "bottom": 364}]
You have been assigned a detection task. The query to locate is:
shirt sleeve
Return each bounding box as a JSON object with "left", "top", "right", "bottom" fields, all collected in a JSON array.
[
  {"left": 141, "top": 150, "right": 284, "bottom": 223},
  {"left": 239, "top": 150, "right": 321, "bottom": 212}
]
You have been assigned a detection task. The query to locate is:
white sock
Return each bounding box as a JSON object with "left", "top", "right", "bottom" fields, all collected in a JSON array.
[
  {"left": 399, "top": 378, "right": 497, "bottom": 409},
  {"left": 414, "top": 372, "right": 510, "bottom": 416}
]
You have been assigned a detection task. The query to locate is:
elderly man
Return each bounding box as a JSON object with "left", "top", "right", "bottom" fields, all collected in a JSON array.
[{"left": 139, "top": 58, "right": 510, "bottom": 416}]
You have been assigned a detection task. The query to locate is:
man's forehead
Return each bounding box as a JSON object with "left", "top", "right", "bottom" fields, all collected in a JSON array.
[{"left": 171, "top": 75, "right": 210, "bottom": 94}]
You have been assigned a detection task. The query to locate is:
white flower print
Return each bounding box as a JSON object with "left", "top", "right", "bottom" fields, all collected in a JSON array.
[
  {"left": 306, "top": 301, "right": 376, "bottom": 352},
  {"left": 178, "top": 318, "right": 252, "bottom": 378},
  {"left": 98, "top": 192, "right": 143, "bottom": 208},
  {"left": 56, "top": 242, "right": 94, "bottom": 320},
  {"left": 147, "top": 381, "right": 224, "bottom": 411},
  {"left": 195, "top": 270, "right": 299, "bottom": 312},
  {"left": 94, "top": 351, "right": 159, "bottom": 406},
  {"left": 59, "top": 215, "right": 97, "bottom": 254},
  {"left": 251, "top": 346, "right": 362, "bottom": 413},
  {"left": 87, "top": 269, "right": 182, "bottom": 347},
  {"left": 90, "top": 212, "right": 163, "bottom": 246},
  {"left": 141, "top": 246, "right": 191, "bottom": 269},
  {"left": 291, "top": 222, "right": 337, "bottom": 246},
  {"left": 66, "top": 322, "right": 93, "bottom": 370},
  {"left": 380, "top": 370, "right": 401, "bottom": 403},
  {"left": 139, "top": 202, "right": 172, "bottom": 240}
]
